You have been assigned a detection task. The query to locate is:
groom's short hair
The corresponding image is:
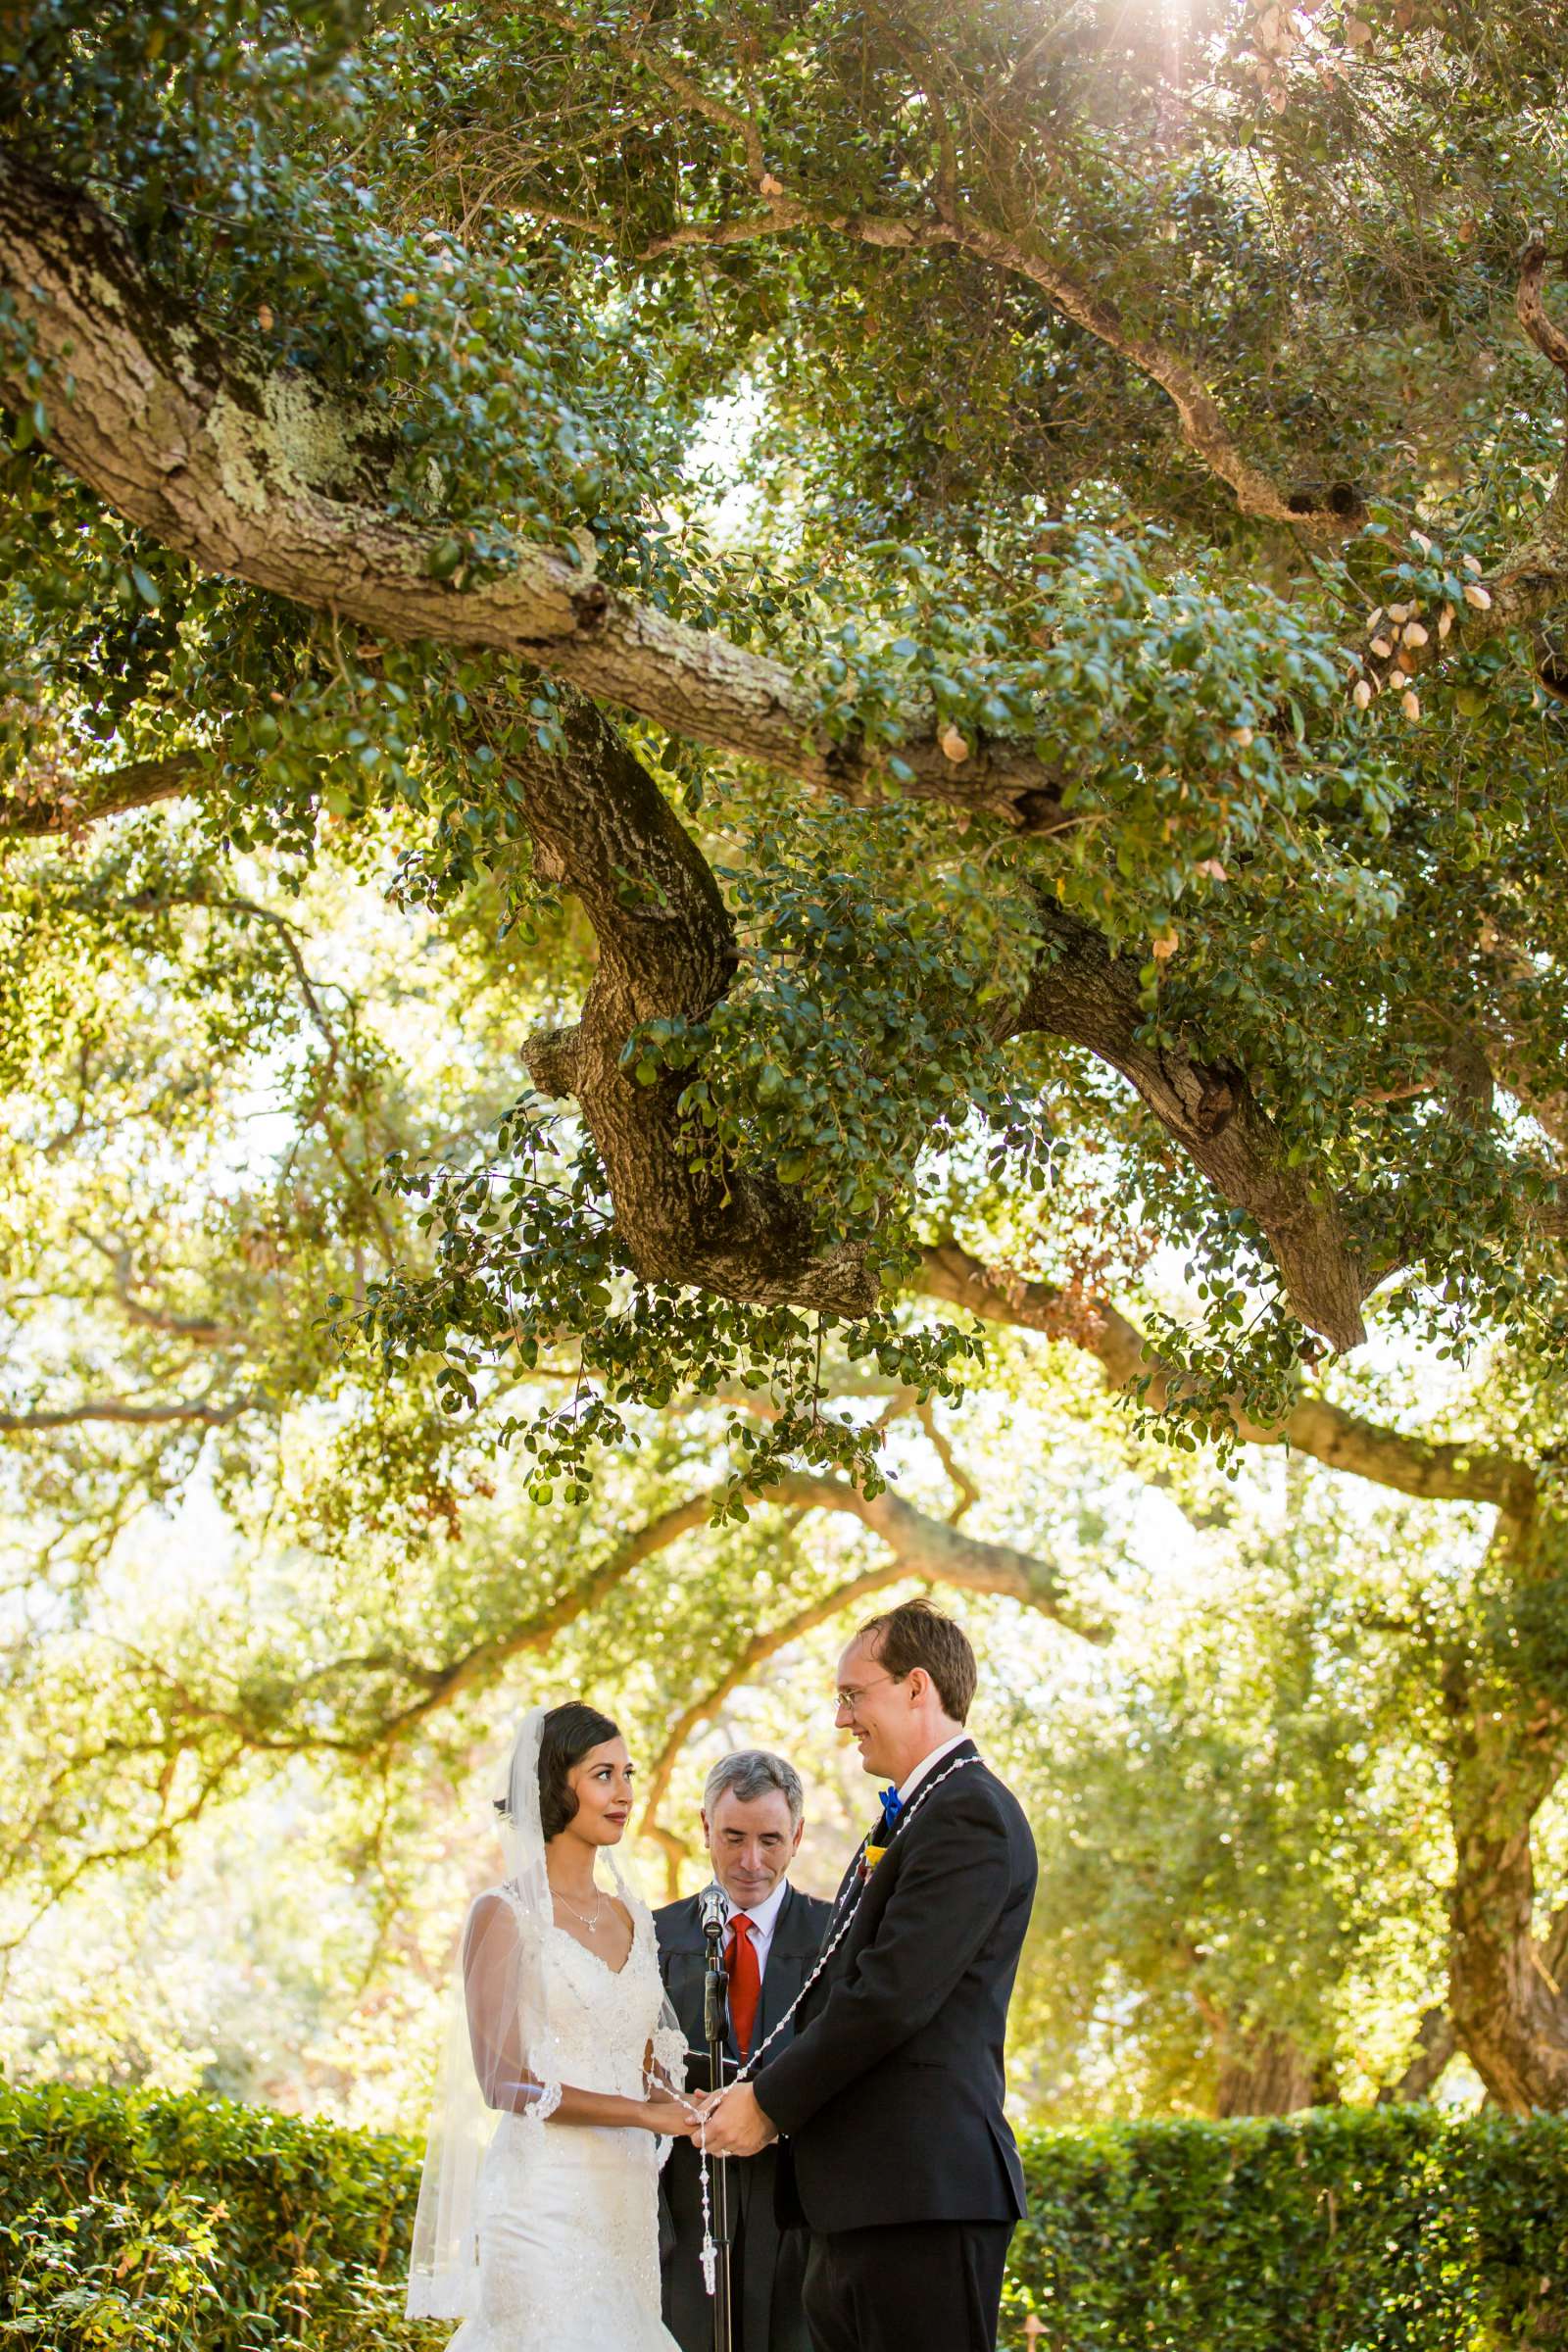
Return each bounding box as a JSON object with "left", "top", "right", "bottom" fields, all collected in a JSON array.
[
  {"left": 704, "top": 1749, "right": 805, "bottom": 1830},
  {"left": 856, "top": 1598, "right": 977, "bottom": 1722}
]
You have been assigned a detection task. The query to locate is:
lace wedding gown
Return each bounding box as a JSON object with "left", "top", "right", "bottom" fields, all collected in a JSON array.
[{"left": 452, "top": 1899, "right": 684, "bottom": 2351}]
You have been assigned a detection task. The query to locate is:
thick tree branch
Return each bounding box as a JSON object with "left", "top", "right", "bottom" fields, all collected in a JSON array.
[
  {"left": 1, "top": 150, "right": 1544, "bottom": 1356},
  {"left": 1004, "top": 906, "right": 1372, "bottom": 1350},
  {"left": 0, "top": 750, "right": 205, "bottom": 838},
  {"left": 513, "top": 699, "right": 1380, "bottom": 1342},
  {"left": 514, "top": 695, "right": 880, "bottom": 1312},
  {"left": 0, "top": 149, "right": 1066, "bottom": 833},
  {"left": 392, "top": 1464, "right": 1102, "bottom": 1737},
  {"left": 1517, "top": 233, "right": 1568, "bottom": 386},
  {"left": 514, "top": 691, "right": 1384, "bottom": 1346},
  {"left": 676, "top": 190, "right": 1342, "bottom": 531},
  {"left": 633, "top": 1472, "right": 1104, "bottom": 1880},
  {"left": 1542, "top": 1894, "right": 1568, "bottom": 1988},
  {"left": 575, "top": 24, "right": 1356, "bottom": 535},
  {"left": 767, "top": 1468, "right": 1109, "bottom": 1641},
  {"left": 1446, "top": 1507, "right": 1568, "bottom": 2112},
  {"left": 0, "top": 1390, "right": 257, "bottom": 1432},
  {"left": 822, "top": 206, "right": 1351, "bottom": 535},
  {"left": 917, "top": 1239, "right": 1536, "bottom": 1511}
]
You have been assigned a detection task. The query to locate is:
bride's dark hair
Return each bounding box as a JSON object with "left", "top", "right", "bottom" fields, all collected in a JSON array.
[{"left": 496, "top": 1701, "right": 621, "bottom": 1841}]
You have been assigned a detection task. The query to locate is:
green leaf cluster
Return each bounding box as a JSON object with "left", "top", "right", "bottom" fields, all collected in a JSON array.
[{"left": 360, "top": 1093, "right": 983, "bottom": 1510}]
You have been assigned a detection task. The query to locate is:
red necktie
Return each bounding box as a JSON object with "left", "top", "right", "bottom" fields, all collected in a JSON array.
[{"left": 725, "top": 1912, "right": 760, "bottom": 2058}]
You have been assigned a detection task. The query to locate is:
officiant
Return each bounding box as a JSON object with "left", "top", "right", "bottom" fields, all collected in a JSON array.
[{"left": 655, "top": 1750, "right": 831, "bottom": 2352}]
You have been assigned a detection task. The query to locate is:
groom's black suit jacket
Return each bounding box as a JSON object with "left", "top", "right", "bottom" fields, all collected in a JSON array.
[
  {"left": 655, "top": 1880, "right": 832, "bottom": 2352},
  {"left": 753, "top": 1740, "right": 1037, "bottom": 2235}
]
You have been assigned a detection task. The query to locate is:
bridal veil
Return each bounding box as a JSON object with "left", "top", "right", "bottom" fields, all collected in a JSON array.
[{"left": 407, "top": 1704, "right": 685, "bottom": 2321}]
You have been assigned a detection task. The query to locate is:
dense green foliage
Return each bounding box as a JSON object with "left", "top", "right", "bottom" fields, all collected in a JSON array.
[
  {"left": 7, "top": 2087, "right": 1568, "bottom": 2351},
  {"left": 0, "top": 2084, "right": 430, "bottom": 2350},
  {"left": 1016, "top": 1480, "right": 1455, "bottom": 2118},
  {"left": 6, "top": 0, "right": 1568, "bottom": 1435},
  {"left": 8, "top": 0, "right": 1568, "bottom": 2127},
  {"left": 1008, "top": 2106, "right": 1568, "bottom": 2350}
]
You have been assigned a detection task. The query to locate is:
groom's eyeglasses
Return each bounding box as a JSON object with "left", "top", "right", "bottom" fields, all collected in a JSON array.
[{"left": 834, "top": 1673, "right": 903, "bottom": 1713}]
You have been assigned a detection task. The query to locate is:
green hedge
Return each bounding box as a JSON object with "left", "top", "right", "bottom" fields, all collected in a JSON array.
[
  {"left": 3, "top": 2087, "right": 1567, "bottom": 2348},
  {"left": 0, "top": 2084, "right": 434, "bottom": 2349},
  {"left": 1005, "top": 2108, "right": 1568, "bottom": 2350}
]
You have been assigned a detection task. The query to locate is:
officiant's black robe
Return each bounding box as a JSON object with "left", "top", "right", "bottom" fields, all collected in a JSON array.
[
  {"left": 655, "top": 1881, "right": 831, "bottom": 2352},
  {"left": 751, "top": 1741, "right": 1037, "bottom": 2352}
]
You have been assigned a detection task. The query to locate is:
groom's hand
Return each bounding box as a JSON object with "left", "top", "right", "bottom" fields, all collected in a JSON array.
[{"left": 702, "top": 2082, "right": 777, "bottom": 2157}]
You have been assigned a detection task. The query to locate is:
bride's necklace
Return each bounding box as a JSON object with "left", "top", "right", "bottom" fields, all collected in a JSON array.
[{"left": 551, "top": 1882, "right": 606, "bottom": 1931}]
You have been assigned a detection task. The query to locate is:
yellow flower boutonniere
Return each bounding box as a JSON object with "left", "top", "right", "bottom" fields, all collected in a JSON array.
[{"left": 860, "top": 1788, "right": 903, "bottom": 1880}]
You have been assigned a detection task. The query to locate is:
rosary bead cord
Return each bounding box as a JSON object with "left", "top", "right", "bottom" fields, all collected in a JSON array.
[{"left": 645, "top": 1753, "right": 981, "bottom": 2297}]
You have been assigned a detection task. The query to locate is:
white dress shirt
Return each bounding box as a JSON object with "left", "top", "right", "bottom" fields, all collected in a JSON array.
[
  {"left": 713, "top": 1874, "right": 790, "bottom": 1980},
  {"left": 893, "top": 1728, "right": 973, "bottom": 1807}
]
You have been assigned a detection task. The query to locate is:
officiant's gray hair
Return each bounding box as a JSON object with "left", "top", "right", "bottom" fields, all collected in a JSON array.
[{"left": 704, "top": 1749, "right": 805, "bottom": 1830}]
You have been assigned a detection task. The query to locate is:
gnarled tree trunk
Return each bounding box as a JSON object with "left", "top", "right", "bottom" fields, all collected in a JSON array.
[
  {"left": 1212, "top": 2030, "right": 1334, "bottom": 2118},
  {"left": 1446, "top": 1503, "right": 1568, "bottom": 2109}
]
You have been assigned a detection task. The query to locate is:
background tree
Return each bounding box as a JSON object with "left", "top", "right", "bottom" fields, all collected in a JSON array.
[{"left": 6, "top": 0, "right": 1568, "bottom": 2113}]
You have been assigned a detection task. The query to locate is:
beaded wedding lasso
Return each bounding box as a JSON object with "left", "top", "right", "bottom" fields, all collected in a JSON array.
[{"left": 646, "top": 1752, "right": 980, "bottom": 2296}]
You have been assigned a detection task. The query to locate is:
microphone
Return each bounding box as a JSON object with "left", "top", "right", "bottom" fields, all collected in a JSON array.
[{"left": 700, "top": 1885, "right": 727, "bottom": 1940}]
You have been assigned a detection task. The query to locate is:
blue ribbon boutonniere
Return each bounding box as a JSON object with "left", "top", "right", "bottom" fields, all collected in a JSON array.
[{"left": 860, "top": 1786, "right": 904, "bottom": 1881}]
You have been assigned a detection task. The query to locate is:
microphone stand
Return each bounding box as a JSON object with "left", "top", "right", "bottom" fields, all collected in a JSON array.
[{"left": 701, "top": 1902, "right": 735, "bottom": 2352}]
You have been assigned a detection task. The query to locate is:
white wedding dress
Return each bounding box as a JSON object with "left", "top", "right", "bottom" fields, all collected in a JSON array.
[
  {"left": 409, "top": 1709, "right": 688, "bottom": 2349},
  {"left": 454, "top": 1902, "right": 682, "bottom": 2350}
]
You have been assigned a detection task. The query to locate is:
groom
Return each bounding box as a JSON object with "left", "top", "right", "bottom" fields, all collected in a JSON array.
[{"left": 702, "top": 1600, "right": 1037, "bottom": 2352}]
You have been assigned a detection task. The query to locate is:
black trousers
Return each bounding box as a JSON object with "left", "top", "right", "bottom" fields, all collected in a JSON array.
[{"left": 801, "top": 2220, "right": 1012, "bottom": 2352}]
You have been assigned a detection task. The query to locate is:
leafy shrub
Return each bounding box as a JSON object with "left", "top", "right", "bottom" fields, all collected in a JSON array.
[
  {"left": 0, "top": 2084, "right": 435, "bottom": 2349},
  {"left": 4, "top": 2087, "right": 1568, "bottom": 2348},
  {"left": 1006, "top": 2107, "right": 1568, "bottom": 2350}
]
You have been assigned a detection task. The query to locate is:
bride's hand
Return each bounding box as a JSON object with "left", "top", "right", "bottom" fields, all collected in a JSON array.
[{"left": 639, "top": 2093, "right": 696, "bottom": 2137}]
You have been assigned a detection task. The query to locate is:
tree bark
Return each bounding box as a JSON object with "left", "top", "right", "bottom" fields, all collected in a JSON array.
[
  {"left": 5, "top": 140, "right": 1563, "bottom": 843},
  {"left": 0, "top": 751, "right": 206, "bottom": 837},
  {"left": 1212, "top": 2030, "right": 1331, "bottom": 2118},
  {"left": 1446, "top": 1503, "right": 1568, "bottom": 2110},
  {"left": 1377, "top": 2005, "right": 1458, "bottom": 2103},
  {"left": 514, "top": 694, "right": 881, "bottom": 1311},
  {"left": 0, "top": 148, "right": 1064, "bottom": 832},
  {"left": 514, "top": 693, "right": 1381, "bottom": 1343},
  {"left": 918, "top": 1238, "right": 1535, "bottom": 1508},
  {"left": 1004, "top": 906, "right": 1372, "bottom": 1349},
  {"left": 0, "top": 147, "right": 1546, "bottom": 1349}
]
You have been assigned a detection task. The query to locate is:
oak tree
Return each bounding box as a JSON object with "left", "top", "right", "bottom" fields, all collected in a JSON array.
[{"left": 8, "top": 1, "right": 1568, "bottom": 2109}]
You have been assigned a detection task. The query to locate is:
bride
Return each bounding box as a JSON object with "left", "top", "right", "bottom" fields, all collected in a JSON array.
[{"left": 408, "top": 1701, "right": 696, "bottom": 2346}]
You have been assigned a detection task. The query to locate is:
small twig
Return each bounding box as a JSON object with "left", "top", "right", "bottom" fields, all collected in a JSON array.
[{"left": 915, "top": 1399, "right": 980, "bottom": 1524}]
